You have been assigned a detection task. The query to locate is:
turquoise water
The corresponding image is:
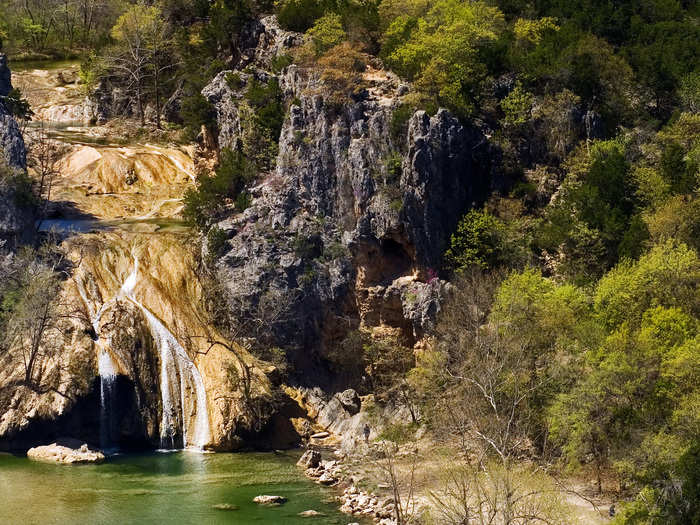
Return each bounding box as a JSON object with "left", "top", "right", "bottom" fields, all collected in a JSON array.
[{"left": 0, "top": 451, "right": 363, "bottom": 524}]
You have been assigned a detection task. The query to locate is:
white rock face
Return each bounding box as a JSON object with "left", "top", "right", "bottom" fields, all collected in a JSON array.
[{"left": 27, "top": 440, "right": 105, "bottom": 464}]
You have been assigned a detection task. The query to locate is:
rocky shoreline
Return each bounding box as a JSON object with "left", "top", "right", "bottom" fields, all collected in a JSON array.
[{"left": 297, "top": 448, "right": 399, "bottom": 525}]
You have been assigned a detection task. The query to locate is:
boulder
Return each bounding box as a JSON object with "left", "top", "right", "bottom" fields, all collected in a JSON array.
[
  {"left": 297, "top": 449, "right": 321, "bottom": 468},
  {"left": 318, "top": 471, "right": 338, "bottom": 485},
  {"left": 336, "top": 389, "right": 361, "bottom": 415},
  {"left": 212, "top": 503, "right": 239, "bottom": 511},
  {"left": 27, "top": 439, "right": 105, "bottom": 464},
  {"left": 299, "top": 510, "right": 323, "bottom": 517},
  {"left": 253, "top": 495, "right": 287, "bottom": 505}
]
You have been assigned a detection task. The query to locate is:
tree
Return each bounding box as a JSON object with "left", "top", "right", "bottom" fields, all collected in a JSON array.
[
  {"left": 1, "top": 88, "right": 33, "bottom": 133},
  {"left": 26, "top": 123, "right": 66, "bottom": 224},
  {"left": 183, "top": 148, "right": 255, "bottom": 229},
  {"left": 444, "top": 209, "right": 507, "bottom": 271},
  {"left": 145, "top": 8, "right": 175, "bottom": 129},
  {"left": 0, "top": 243, "right": 68, "bottom": 390},
  {"left": 376, "top": 441, "right": 419, "bottom": 525},
  {"left": 594, "top": 240, "right": 700, "bottom": 330},
  {"left": 317, "top": 42, "right": 369, "bottom": 106},
  {"left": 307, "top": 12, "right": 346, "bottom": 56},
  {"left": 381, "top": 0, "right": 505, "bottom": 117},
  {"left": 277, "top": 0, "right": 326, "bottom": 32},
  {"left": 411, "top": 271, "right": 578, "bottom": 523},
  {"left": 107, "top": 4, "right": 169, "bottom": 126},
  {"left": 178, "top": 274, "right": 301, "bottom": 433}
]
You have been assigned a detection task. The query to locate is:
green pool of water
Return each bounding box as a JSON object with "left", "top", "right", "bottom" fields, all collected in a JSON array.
[{"left": 0, "top": 451, "right": 362, "bottom": 525}]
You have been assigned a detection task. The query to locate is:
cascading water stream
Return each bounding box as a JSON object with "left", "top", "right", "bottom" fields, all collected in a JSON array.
[
  {"left": 119, "top": 257, "right": 211, "bottom": 450},
  {"left": 75, "top": 254, "right": 211, "bottom": 451},
  {"left": 98, "top": 349, "right": 117, "bottom": 451}
]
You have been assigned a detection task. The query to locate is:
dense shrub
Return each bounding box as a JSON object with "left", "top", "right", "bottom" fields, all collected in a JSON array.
[
  {"left": 183, "top": 149, "right": 255, "bottom": 229},
  {"left": 180, "top": 92, "right": 217, "bottom": 142},
  {"left": 206, "top": 226, "right": 229, "bottom": 262},
  {"left": 317, "top": 42, "right": 368, "bottom": 106},
  {"left": 277, "top": 0, "right": 326, "bottom": 32},
  {"left": 444, "top": 209, "right": 508, "bottom": 271}
]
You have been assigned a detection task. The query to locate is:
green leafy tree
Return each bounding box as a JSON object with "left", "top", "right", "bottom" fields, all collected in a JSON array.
[
  {"left": 183, "top": 149, "right": 255, "bottom": 229},
  {"left": 277, "top": 0, "right": 326, "bottom": 32},
  {"left": 107, "top": 5, "right": 162, "bottom": 125},
  {"left": 500, "top": 82, "right": 533, "bottom": 126},
  {"left": 381, "top": 0, "right": 505, "bottom": 117},
  {"left": 307, "top": 12, "right": 346, "bottom": 56},
  {"left": 594, "top": 240, "right": 700, "bottom": 330},
  {"left": 444, "top": 209, "right": 507, "bottom": 271}
]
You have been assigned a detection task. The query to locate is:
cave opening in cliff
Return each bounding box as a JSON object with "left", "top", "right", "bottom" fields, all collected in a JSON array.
[{"left": 374, "top": 238, "right": 411, "bottom": 285}]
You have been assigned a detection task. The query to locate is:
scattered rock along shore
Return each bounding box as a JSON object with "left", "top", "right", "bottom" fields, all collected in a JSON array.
[{"left": 297, "top": 447, "right": 399, "bottom": 525}]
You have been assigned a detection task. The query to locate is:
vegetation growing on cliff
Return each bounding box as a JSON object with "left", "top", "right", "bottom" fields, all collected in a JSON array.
[{"left": 1, "top": 0, "right": 698, "bottom": 521}]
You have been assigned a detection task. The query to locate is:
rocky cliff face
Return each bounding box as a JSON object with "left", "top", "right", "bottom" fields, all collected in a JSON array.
[
  {"left": 203, "top": 17, "right": 495, "bottom": 380},
  {"left": 0, "top": 53, "right": 31, "bottom": 247},
  {"left": 0, "top": 54, "right": 26, "bottom": 169}
]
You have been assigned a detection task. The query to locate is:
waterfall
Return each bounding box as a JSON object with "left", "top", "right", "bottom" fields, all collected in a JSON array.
[
  {"left": 75, "top": 275, "right": 119, "bottom": 452},
  {"left": 98, "top": 349, "right": 117, "bottom": 451},
  {"left": 76, "top": 255, "right": 211, "bottom": 451},
  {"left": 120, "top": 258, "right": 211, "bottom": 450}
]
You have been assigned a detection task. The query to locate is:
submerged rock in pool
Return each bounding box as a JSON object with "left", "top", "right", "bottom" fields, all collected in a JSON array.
[
  {"left": 299, "top": 509, "right": 324, "bottom": 517},
  {"left": 253, "top": 495, "right": 287, "bottom": 505},
  {"left": 27, "top": 439, "right": 105, "bottom": 464},
  {"left": 212, "top": 504, "right": 239, "bottom": 511}
]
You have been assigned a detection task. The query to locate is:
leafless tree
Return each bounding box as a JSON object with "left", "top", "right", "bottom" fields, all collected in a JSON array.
[
  {"left": 146, "top": 15, "right": 176, "bottom": 130},
  {"left": 411, "top": 270, "right": 572, "bottom": 524},
  {"left": 179, "top": 274, "right": 302, "bottom": 431},
  {"left": 429, "top": 459, "right": 574, "bottom": 525},
  {"left": 0, "top": 242, "right": 74, "bottom": 392},
  {"left": 377, "top": 441, "right": 420, "bottom": 525},
  {"left": 26, "top": 123, "right": 67, "bottom": 224},
  {"left": 104, "top": 4, "right": 175, "bottom": 127}
]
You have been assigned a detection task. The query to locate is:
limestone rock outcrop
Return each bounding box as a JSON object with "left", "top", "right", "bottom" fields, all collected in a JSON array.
[
  {"left": 0, "top": 55, "right": 25, "bottom": 169},
  {"left": 27, "top": 439, "right": 105, "bottom": 464},
  {"left": 202, "top": 16, "right": 495, "bottom": 371},
  {"left": 0, "top": 53, "right": 32, "bottom": 247}
]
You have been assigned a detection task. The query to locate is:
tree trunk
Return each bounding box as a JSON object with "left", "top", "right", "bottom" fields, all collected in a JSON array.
[
  {"left": 137, "top": 82, "right": 144, "bottom": 126},
  {"left": 154, "top": 69, "right": 161, "bottom": 129}
]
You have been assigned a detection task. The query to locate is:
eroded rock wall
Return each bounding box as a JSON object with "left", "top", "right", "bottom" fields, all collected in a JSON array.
[
  {"left": 203, "top": 17, "right": 495, "bottom": 381},
  {"left": 0, "top": 53, "right": 31, "bottom": 247}
]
